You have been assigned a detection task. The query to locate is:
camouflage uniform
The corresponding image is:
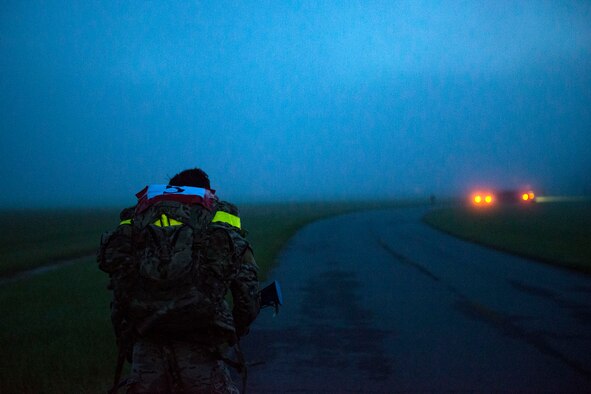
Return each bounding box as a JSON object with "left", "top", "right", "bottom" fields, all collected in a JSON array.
[
  {"left": 127, "top": 339, "right": 239, "bottom": 394},
  {"left": 99, "top": 198, "right": 259, "bottom": 394}
]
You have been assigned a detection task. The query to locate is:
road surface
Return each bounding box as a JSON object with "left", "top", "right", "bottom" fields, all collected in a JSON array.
[{"left": 241, "top": 206, "right": 591, "bottom": 393}]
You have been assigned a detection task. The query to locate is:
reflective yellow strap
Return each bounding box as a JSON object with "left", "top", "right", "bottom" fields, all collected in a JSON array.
[
  {"left": 168, "top": 217, "right": 182, "bottom": 226},
  {"left": 212, "top": 211, "right": 241, "bottom": 229},
  {"left": 153, "top": 214, "right": 183, "bottom": 227},
  {"left": 119, "top": 219, "right": 132, "bottom": 225}
]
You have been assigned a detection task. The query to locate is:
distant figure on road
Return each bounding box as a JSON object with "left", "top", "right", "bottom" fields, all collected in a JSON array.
[{"left": 98, "top": 168, "right": 260, "bottom": 393}]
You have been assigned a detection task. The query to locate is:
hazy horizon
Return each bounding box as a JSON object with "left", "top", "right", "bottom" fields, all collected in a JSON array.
[{"left": 2, "top": 1, "right": 590, "bottom": 209}]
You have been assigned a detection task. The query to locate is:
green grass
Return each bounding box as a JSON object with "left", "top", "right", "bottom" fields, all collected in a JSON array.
[
  {"left": 0, "top": 200, "right": 416, "bottom": 394},
  {"left": 0, "top": 208, "right": 121, "bottom": 276},
  {"left": 0, "top": 261, "right": 114, "bottom": 394},
  {"left": 422, "top": 202, "right": 591, "bottom": 274}
]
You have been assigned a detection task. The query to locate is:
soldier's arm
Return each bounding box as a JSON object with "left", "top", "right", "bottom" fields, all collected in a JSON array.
[
  {"left": 212, "top": 200, "right": 261, "bottom": 336},
  {"left": 97, "top": 206, "right": 135, "bottom": 274},
  {"left": 230, "top": 247, "right": 260, "bottom": 337},
  {"left": 97, "top": 207, "right": 136, "bottom": 344}
]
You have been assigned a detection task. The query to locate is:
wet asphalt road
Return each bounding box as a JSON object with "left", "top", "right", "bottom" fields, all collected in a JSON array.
[{"left": 241, "top": 206, "right": 591, "bottom": 393}]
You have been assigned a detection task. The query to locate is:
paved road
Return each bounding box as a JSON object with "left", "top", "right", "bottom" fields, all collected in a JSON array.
[{"left": 241, "top": 206, "right": 591, "bottom": 393}]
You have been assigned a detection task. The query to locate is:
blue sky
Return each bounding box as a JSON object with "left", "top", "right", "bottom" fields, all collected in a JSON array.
[{"left": 1, "top": 1, "right": 590, "bottom": 207}]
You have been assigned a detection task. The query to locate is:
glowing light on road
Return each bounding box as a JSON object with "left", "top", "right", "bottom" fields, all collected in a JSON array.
[
  {"left": 522, "top": 193, "right": 530, "bottom": 201},
  {"left": 474, "top": 195, "right": 482, "bottom": 204},
  {"left": 485, "top": 195, "right": 493, "bottom": 203}
]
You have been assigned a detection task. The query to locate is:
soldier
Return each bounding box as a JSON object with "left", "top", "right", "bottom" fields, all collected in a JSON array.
[{"left": 98, "top": 168, "right": 260, "bottom": 393}]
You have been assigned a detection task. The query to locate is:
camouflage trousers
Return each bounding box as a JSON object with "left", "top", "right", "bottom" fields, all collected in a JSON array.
[{"left": 126, "top": 338, "right": 239, "bottom": 394}]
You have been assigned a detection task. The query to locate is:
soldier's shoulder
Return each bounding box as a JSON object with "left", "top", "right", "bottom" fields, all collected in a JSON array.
[
  {"left": 215, "top": 200, "right": 240, "bottom": 216},
  {"left": 212, "top": 200, "right": 249, "bottom": 237},
  {"left": 119, "top": 206, "right": 136, "bottom": 221}
]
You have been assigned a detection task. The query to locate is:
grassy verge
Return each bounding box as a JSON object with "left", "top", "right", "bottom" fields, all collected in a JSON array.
[
  {"left": 0, "top": 261, "right": 115, "bottom": 394},
  {"left": 0, "top": 208, "right": 121, "bottom": 276},
  {"left": 0, "top": 200, "right": 416, "bottom": 394},
  {"left": 422, "top": 202, "right": 591, "bottom": 275}
]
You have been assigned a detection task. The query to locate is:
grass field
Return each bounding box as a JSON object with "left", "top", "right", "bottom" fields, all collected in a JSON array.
[
  {"left": 422, "top": 201, "right": 591, "bottom": 275},
  {"left": 0, "top": 200, "right": 415, "bottom": 394},
  {"left": 0, "top": 208, "right": 119, "bottom": 276}
]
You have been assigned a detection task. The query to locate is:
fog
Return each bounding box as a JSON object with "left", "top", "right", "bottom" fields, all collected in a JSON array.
[{"left": 1, "top": 1, "right": 590, "bottom": 208}]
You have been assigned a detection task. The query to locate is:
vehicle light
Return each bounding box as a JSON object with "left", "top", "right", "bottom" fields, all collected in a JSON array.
[
  {"left": 485, "top": 195, "right": 493, "bottom": 203},
  {"left": 474, "top": 195, "right": 482, "bottom": 204},
  {"left": 528, "top": 191, "right": 535, "bottom": 200},
  {"left": 522, "top": 193, "right": 529, "bottom": 201}
]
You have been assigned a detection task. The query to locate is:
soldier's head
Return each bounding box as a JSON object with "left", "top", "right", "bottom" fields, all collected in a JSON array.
[{"left": 169, "top": 168, "right": 211, "bottom": 189}]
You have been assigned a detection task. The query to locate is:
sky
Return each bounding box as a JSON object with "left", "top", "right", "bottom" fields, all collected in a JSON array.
[{"left": 1, "top": 0, "right": 590, "bottom": 208}]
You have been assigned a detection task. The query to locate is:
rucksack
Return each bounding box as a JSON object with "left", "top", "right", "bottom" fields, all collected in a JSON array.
[
  {"left": 98, "top": 186, "right": 247, "bottom": 338},
  {"left": 127, "top": 200, "right": 215, "bottom": 336}
]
